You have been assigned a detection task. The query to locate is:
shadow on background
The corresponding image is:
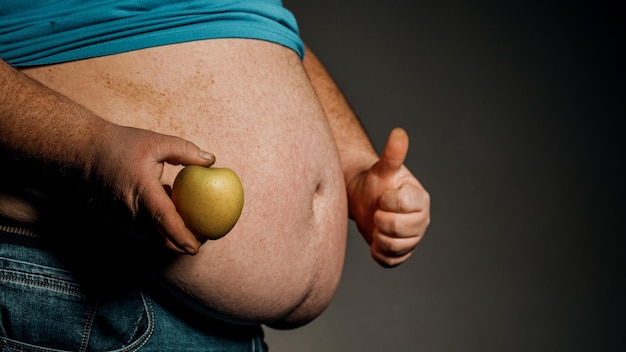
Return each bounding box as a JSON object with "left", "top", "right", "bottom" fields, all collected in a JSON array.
[{"left": 266, "top": 1, "right": 624, "bottom": 351}]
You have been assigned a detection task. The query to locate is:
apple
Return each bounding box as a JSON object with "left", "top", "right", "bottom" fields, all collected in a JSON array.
[{"left": 171, "top": 165, "right": 244, "bottom": 240}]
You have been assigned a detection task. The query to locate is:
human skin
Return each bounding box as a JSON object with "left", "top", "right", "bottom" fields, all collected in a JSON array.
[
  {"left": 0, "top": 38, "right": 430, "bottom": 329},
  {"left": 303, "top": 47, "right": 430, "bottom": 268},
  {"left": 3, "top": 39, "right": 348, "bottom": 328}
]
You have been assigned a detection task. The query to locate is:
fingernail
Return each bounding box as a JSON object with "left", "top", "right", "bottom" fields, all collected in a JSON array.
[
  {"left": 199, "top": 150, "right": 215, "bottom": 162},
  {"left": 184, "top": 246, "right": 198, "bottom": 255}
]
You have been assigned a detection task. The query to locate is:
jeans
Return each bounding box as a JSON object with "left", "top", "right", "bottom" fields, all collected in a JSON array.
[{"left": 0, "top": 228, "right": 268, "bottom": 352}]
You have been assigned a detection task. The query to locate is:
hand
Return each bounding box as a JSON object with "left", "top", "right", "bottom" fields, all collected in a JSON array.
[
  {"left": 92, "top": 124, "right": 215, "bottom": 255},
  {"left": 347, "top": 128, "right": 430, "bottom": 267}
]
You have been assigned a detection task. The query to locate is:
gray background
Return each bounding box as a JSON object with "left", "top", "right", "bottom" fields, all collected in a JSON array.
[{"left": 265, "top": 1, "right": 624, "bottom": 351}]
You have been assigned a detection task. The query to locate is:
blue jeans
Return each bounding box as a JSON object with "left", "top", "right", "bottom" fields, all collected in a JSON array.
[{"left": 0, "top": 228, "right": 268, "bottom": 352}]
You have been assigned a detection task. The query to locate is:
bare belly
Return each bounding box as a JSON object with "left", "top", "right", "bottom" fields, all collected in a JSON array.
[{"left": 7, "top": 39, "right": 348, "bottom": 327}]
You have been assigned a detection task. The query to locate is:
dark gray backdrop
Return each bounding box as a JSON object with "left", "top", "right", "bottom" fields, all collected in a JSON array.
[{"left": 265, "top": 1, "right": 624, "bottom": 351}]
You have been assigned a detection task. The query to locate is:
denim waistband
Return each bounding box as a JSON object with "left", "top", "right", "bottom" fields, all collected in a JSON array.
[{"left": 0, "top": 222, "right": 43, "bottom": 250}]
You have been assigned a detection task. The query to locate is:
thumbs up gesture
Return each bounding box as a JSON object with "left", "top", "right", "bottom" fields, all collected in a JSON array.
[{"left": 347, "top": 128, "right": 431, "bottom": 267}]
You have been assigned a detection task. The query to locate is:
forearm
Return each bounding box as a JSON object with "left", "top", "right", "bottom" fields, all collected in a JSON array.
[
  {"left": 302, "top": 45, "right": 378, "bottom": 185},
  {"left": 0, "top": 59, "right": 107, "bottom": 176}
]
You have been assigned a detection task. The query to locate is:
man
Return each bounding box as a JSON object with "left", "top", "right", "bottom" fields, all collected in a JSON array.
[{"left": 0, "top": 1, "right": 430, "bottom": 350}]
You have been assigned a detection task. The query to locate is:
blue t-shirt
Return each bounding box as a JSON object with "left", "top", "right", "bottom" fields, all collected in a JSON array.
[{"left": 0, "top": 0, "right": 304, "bottom": 67}]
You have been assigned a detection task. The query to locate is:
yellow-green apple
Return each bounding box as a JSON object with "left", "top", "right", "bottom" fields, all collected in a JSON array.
[{"left": 171, "top": 165, "right": 244, "bottom": 240}]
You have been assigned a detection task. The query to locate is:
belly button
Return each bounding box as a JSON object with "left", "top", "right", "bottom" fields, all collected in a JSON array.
[{"left": 311, "top": 181, "right": 324, "bottom": 213}]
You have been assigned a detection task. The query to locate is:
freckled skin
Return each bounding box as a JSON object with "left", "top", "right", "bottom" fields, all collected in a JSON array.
[
  {"left": 172, "top": 166, "right": 244, "bottom": 240},
  {"left": 16, "top": 40, "right": 349, "bottom": 327}
]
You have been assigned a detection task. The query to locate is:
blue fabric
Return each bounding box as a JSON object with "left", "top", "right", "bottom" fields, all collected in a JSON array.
[
  {"left": 0, "top": 230, "right": 268, "bottom": 351},
  {"left": 0, "top": 0, "right": 304, "bottom": 67}
]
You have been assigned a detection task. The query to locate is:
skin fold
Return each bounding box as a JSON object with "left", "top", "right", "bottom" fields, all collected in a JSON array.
[{"left": 0, "top": 39, "right": 430, "bottom": 328}]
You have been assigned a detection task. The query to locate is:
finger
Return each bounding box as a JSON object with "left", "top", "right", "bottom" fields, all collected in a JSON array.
[
  {"left": 373, "top": 230, "right": 421, "bottom": 257},
  {"left": 157, "top": 201, "right": 201, "bottom": 255},
  {"left": 144, "top": 180, "right": 201, "bottom": 254},
  {"left": 160, "top": 231, "right": 187, "bottom": 255},
  {"left": 374, "top": 210, "right": 429, "bottom": 239},
  {"left": 160, "top": 232, "right": 207, "bottom": 254},
  {"left": 379, "top": 183, "right": 427, "bottom": 213},
  {"left": 375, "top": 127, "right": 409, "bottom": 177},
  {"left": 155, "top": 136, "right": 215, "bottom": 167},
  {"left": 371, "top": 240, "right": 415, "bottom": 268}
]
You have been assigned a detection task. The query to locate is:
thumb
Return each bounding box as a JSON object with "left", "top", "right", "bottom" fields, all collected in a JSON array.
[
  {"left": 376, "top": 127, "right": 409, "bottom": 177},
  {"left": 159, "top": 137, "right": 215, "bottom": 167}
]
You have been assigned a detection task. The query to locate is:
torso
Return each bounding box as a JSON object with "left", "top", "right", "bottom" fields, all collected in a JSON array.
[{"left": 3, "top": 39, "right": 348, "bottom": 327}]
